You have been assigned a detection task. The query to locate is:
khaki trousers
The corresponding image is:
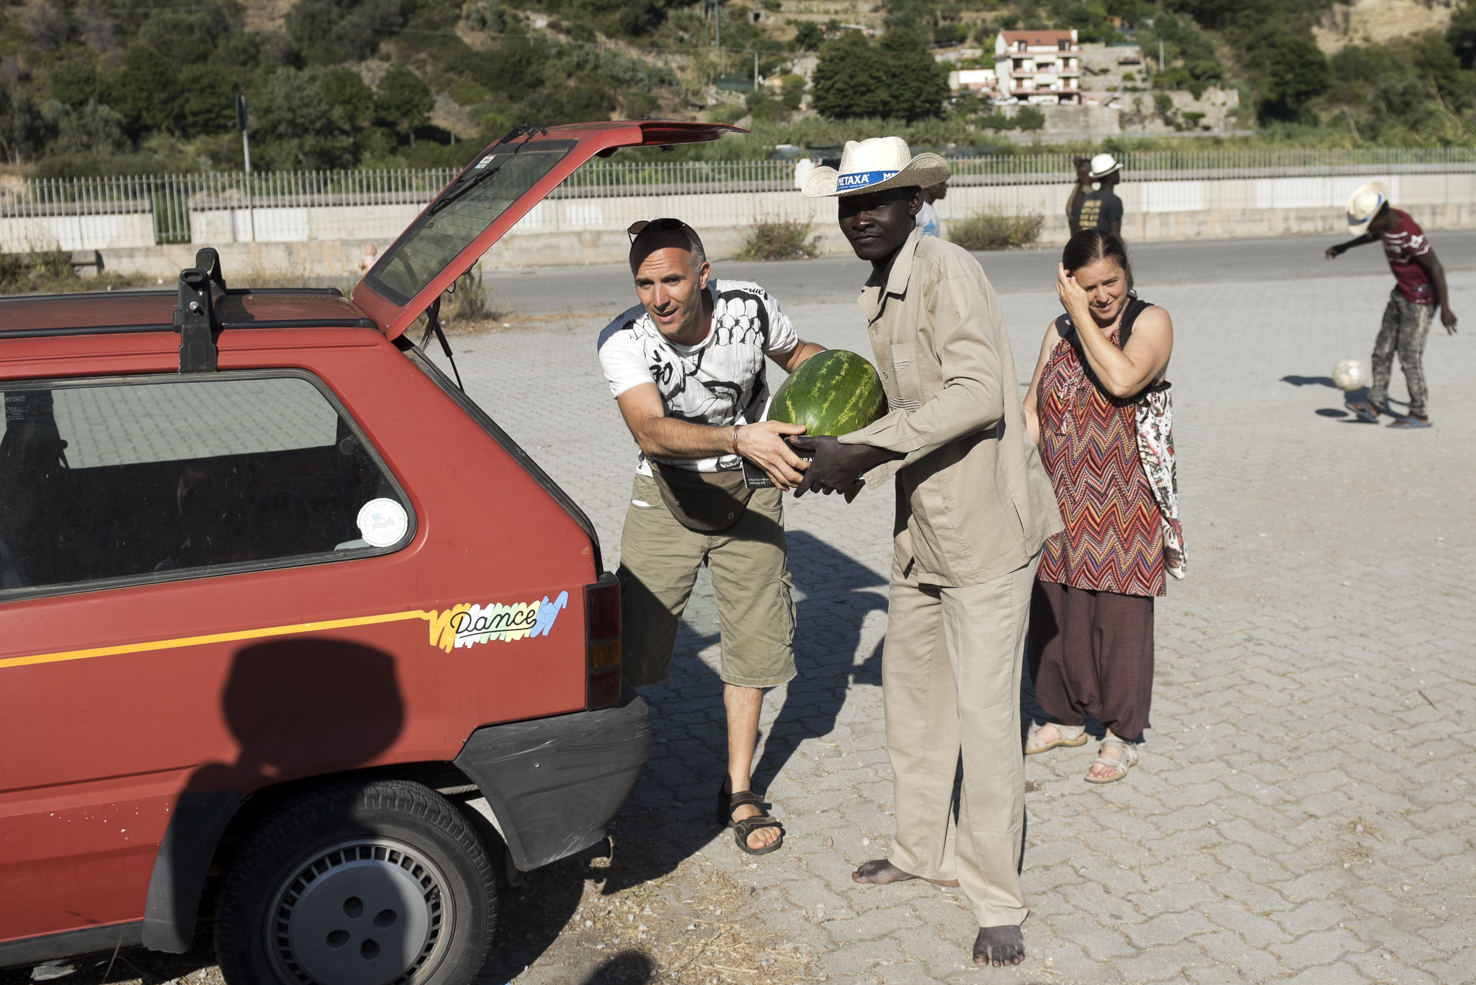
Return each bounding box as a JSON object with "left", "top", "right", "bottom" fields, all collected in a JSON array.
[
  {"left": 883, "top": 552, "right": 1039, "bottom": 928},
  {"left": 617, "top": 473, "right": 797, "bottom": 689}
]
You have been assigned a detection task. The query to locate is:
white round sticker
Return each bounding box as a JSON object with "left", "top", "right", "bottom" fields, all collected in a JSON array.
[{"left": 357, "top": 498, "right": 408, "bottom": 548}]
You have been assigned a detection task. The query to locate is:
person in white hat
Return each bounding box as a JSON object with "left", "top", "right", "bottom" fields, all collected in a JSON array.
[
  {"left": 1072, "top": 152, "right": 1123, "bottom": 238},
  {"left": 1325, "top": 181, "right": 1458, "bottom": 427},
  {"left": 791, "top": 136, "right": 1063, "bottom": 968}
]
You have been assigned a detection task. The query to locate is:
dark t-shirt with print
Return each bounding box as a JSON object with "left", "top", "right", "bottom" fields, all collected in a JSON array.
[
  {"left": 1380, "top": 209, "right": 1434, "bottom": 305},
  {"left": 1075, "top": 188, "right": 1124, "bottom": 232}
]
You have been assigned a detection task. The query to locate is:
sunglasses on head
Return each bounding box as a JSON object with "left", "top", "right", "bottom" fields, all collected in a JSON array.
[{"left": 627, "top": 218, "right": 693, "bottom": 242}]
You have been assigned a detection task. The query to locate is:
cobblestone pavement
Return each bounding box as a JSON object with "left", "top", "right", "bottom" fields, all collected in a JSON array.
[
  {"left": 16, "top": 247, "right": 1466, "bottom": 985},
  {"left": 438, "top": 247, "right": 1476, "bottom": 985}
]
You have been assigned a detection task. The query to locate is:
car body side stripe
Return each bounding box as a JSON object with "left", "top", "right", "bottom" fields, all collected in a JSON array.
[{"left": 0, "top": 610, "right": 433, "bottom": 671}]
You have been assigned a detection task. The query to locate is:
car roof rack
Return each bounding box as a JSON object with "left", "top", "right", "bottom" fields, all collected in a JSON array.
[{"left": 175, "top": 248, "right": 226, "bottom": 373}]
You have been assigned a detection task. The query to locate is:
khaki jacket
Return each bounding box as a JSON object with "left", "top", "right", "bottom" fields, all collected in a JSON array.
[{"left": 839, "top": 230, "right": 1063, "bottom": 587}]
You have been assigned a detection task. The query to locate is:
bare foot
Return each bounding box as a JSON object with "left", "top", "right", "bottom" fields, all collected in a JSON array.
[
  {"left": 852, "top": 859, "right": 960, "bottom": 887},
  {"left": 973, "top": 925, "right": 1025, "bottom": 966}
]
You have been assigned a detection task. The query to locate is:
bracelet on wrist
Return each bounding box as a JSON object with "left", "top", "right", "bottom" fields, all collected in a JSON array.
[{"left": 732, "top": 425, "right": 742, "bottom": 455}]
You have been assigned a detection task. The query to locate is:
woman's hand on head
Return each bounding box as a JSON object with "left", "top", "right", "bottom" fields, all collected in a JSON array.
[{"left": 1055, "top": 264, "right": 1091, "bottom": 319}]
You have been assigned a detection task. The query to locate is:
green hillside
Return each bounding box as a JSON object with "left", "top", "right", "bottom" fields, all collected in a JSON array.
[{"left": 1, "top": 0, "right": 1473, "bottom": 177}]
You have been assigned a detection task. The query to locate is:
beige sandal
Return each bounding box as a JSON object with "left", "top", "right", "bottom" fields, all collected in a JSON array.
[
  {"left": 1025, "top": 721, "right": 1088, "bottom": 755},
  {"left": 1084, "top": 734, "right": 1139, "bottom": 783}
]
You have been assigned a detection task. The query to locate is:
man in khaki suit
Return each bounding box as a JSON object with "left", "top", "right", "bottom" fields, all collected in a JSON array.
[{"left": 793, "top": 138, "right": 1062, "bottom": 968}]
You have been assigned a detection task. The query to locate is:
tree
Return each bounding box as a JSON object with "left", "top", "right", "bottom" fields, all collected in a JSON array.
[
  {"left": 23, "top": 1, "right": 68, "bottom": 51},
  {"left": 320, "top": 67, "right": 375, "bottom": 129},
  {"left": 1256, "top": 33, "right": 1331, "bottom": 122},
  {"left": 1410, "top": 32, "right": 1474, "bottom": 110},
  {"left": 110, "top": 44, "right": 184, "bottom": 138},
  {"left": 138, "top": 2, "right": 238, "bottom": 66},
  {"left": 178, "top": 65, "right": 238, "bottom": 137},
  {"left": 46, "top": 99, "right": 126, "bottom": 155},
  {"left": 49, "top": 63, "right": 104, "bottom": 110},
  {"left": 1451, "top": 0, "right": 1476, "bottom": 70},
  {"left": 1015, "top": 106, "right": 1045, "bottom": 130},
  {"left": 794, "top": 20, "right": 823, "bottom": 51},
  {"left": 811, "top": 31, "right": 890, "bottom": 119},
  {"left": 286, "top": 0, "right": 406, "bottom": 64},
  {"left": 883, "top": 0, "right": 933, "bottom": 33},
  {"left": 618, "top": 0, "right": 666, "bottom": 37},
  {"left": 811, "top": 29, "right": 947, "bottom": 122},
  {"left": 877, "top": 29, "right": 949, "bottom": 122},
  {"left": 0, "top": 80, "right": 48, "bottom": 163},
  {"left": 254, "top": 68, "right": 353, "bottom": 168},
  {"left": 374, "top": 67, "right": 434, "bottom": 138}
]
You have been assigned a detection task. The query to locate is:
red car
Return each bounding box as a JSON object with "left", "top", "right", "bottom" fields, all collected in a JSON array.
[{"left": 0, "top": 121, "right": 739, "bottom": 985}]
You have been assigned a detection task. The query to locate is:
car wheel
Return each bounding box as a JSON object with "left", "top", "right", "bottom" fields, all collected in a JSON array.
[{"left": 215, "top": 778, "right": 496, "bottom": 985}]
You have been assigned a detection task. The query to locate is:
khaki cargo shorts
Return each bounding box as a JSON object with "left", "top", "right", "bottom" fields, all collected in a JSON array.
[{"left": 616, "top": 473, "right": 797, "bottom": 689}]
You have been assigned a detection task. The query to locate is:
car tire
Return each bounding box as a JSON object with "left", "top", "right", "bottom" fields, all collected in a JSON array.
[{"left": 215, "top": 778, "right": 496, "bottom": 985}]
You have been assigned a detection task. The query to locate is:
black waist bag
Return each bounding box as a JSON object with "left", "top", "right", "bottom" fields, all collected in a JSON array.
[{"left": 650, "top": 462, "right": 753, "bottom": 532}]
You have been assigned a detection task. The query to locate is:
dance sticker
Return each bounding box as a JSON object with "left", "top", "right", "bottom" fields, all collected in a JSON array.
[{"left": 426, "top": 591, "right": 569, "bottom": 652}]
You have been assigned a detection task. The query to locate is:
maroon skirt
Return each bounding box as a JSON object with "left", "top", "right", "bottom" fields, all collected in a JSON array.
[{"left": 1028, "top": 581, "right": 1154, "bottom": 741}]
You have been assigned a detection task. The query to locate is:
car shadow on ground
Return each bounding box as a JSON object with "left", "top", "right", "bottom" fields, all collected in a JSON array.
[
  {"left": 574, "top": 951, "right": 656, "bottom": 984},
  {"left": 484, "top": 529, "right": 889, "bottom": 979}
]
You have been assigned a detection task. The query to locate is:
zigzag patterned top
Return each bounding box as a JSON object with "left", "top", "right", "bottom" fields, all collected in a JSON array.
[{"left": 1036, "top": 316, "right": 1166, "bottom": 598}]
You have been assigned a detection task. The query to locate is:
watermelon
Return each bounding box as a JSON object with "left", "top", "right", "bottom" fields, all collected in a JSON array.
[{"left": 768, "top": 349, "right": 885, "bottom": 436}]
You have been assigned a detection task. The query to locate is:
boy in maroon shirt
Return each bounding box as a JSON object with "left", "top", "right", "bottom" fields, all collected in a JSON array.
[{"left": 1326, "top": 181, "right": 1459, "bottom": 428}]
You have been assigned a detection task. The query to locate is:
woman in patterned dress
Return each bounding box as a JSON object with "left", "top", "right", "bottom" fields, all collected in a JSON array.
[{"left": 1021, "top": 230, "right": 1175, "bottom": 783}]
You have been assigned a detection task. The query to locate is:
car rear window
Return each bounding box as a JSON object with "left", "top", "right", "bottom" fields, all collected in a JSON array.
[
  {"left": 0, "top": 373, "right": 412, "bottom": 599},
  {"left": 363, "top": 139, "right": 577, "bottom": 305}
]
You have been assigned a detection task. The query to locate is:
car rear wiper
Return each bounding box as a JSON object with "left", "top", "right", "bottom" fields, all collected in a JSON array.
[{"left": 428, "top": 123, "right": 547, "bottom": 217}]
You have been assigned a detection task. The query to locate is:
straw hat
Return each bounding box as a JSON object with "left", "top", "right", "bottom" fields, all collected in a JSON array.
[
  {"left": 1345, "top": 181, "right": 1391, "bottom": 235},
  {"left": 1088, "top": 153, "right": 1121, "bottom": 179},
  {"left": 802, "top": 136, "right": 952, "bottom": 198}
]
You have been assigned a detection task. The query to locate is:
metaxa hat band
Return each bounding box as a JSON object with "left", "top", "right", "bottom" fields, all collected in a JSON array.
[
  {"left": 836, "top": 169, "right": 900, "bottom": 192},
  {"left": 803, "top": 136, "right": 952, "bottom": 199}
]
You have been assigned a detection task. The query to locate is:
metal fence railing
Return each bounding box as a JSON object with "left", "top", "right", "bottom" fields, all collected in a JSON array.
[
  {"left": 2, "top": 149, "right": 1473, "bottom": 246},
  {"left": 0, "top": 171, "right": 463, "bottom": 245}
]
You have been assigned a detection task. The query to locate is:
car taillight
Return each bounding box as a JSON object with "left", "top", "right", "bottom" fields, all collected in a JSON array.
[{"left": 585, "top": 577, "right": 622, "bottom": 709}]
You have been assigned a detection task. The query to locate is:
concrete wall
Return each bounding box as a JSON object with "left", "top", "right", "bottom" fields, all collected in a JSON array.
[
  {"left": 190, "top": 204, "right": 423, "bottom": 244},
  {"left": 0, "top": 213, "right": 156, "bottom": 252},
  {"left": 95, "top": 170, "right": 1476, "bottom": 279}
]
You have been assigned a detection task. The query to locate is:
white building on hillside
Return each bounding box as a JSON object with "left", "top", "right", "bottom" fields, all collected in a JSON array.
[
  {"left": 995, "top": 29, "right": 1082, "bottom": 105},
  {"left": 948, "top": 68, "right": 1000, "bottom": 98}
]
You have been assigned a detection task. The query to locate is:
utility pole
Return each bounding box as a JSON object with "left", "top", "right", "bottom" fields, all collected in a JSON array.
[
  {"left": 235, "top": 93, "right": 255, "bottom": 243},
  {"left": 1159, "top": 40, "right": 1165, "bottom": 75},
  {"left": 754, "top": 50, "right": 759, "bottom": 90},
  {"left": 715, "top": 0, "right": 723, "bottom": 74}
]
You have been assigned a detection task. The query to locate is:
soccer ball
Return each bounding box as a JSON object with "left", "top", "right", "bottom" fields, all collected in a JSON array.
[{"left": 1333, "top": 359, "right": 1367, "bottom": 392}]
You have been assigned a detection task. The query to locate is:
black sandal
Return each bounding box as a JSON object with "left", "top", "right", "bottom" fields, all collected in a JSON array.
[{"left": 716, "top": 785, "right": 785, "bottom": 856}]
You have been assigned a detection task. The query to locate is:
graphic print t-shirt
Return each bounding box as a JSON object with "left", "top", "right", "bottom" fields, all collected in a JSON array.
[
  {"left": 916, "top": 201, "right": 941, "bottom": 238},
  {"left": 1380, "top": 209, "right": 1434, "bottom": 305},
  {"left": 1075, "top": 188, "right": 1123, "bottom": 232},
  {"left": 598, "top": 279, "right": 799, "bottom": 475}
]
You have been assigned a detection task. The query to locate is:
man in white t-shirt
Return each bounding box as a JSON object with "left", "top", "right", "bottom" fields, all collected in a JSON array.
[
  {"left": 597, "top": 218, "right": 824, "bottom": 856},
  {"left": 916, "top": 179, "right": 947, "bottom": 238}
]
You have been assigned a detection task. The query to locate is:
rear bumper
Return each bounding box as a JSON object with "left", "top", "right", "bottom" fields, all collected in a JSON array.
[{"left": 453, "top": 683, "right": 650, "bottom": 871}]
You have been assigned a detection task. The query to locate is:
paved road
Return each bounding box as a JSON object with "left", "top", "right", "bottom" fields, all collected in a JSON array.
[
  {"left": 19, "top": 236, "right": 1467, "bottom": 985},
  {"left": 426, "top": 236, "right": 1476, "bottom": 985},
  {"left": 481, "top": 231, "right": 1476, "bottom": 317}
]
